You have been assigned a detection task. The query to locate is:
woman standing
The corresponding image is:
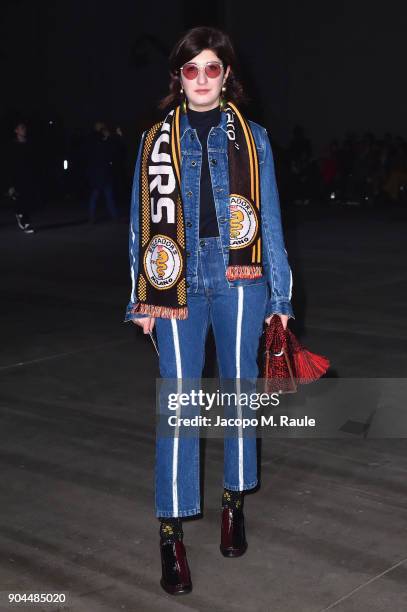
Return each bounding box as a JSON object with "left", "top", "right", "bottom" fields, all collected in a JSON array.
[{"left": 124, "top": 26, "right": 294, "bottom": 595}]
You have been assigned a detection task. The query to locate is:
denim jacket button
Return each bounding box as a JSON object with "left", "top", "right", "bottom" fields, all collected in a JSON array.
[
  {"left": 199, "top": 240, "right": 206, "bottom": 247},
  {"left": 210, "top": 158, "right": 217, "bottom": 166},
  {"left": 187, "top": 191, "right": 193, "bottom": 197},
  {"left": 186, "top": 221, "right": 192, "bottom": 227},
  {"left": 191, "top": 160, "right": 196, "bottom": 167}
]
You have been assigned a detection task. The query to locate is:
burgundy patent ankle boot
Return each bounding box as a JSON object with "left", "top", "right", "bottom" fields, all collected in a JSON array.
[
  {"left": 160, "top": 538, "right": 192, "bottom": 595},
  {"left": 220, "top": 506, "right": 248, "bottom": 557}
]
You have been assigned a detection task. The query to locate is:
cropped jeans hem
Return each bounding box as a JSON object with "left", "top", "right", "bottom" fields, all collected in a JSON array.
[{"left": 223, "top": 479, "right": 258, "bottom": 492}]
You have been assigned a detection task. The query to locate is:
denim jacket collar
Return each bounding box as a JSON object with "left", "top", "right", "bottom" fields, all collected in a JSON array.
[{"left": 179, "top": 106, "right": 228, "bottom": 141}]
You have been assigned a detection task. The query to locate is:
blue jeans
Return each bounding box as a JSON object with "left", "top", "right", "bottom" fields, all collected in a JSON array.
[{"left": 154, "top": 236, "right": 268, "bottom": 517}]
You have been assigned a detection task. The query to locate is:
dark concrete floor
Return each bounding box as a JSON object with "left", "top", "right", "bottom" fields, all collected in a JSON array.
[{"left": 1, "top": 201, "right": 406, "bottom": 611}]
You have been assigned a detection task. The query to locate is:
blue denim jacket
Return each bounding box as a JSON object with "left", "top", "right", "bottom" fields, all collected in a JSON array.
[{"left": 124, "top": 109, "right": 294, "bottom": 322}]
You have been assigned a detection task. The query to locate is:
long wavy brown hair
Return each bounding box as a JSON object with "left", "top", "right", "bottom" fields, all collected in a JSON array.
[{"left": 158, "top": 26, "right": 248, "bottom": 111}]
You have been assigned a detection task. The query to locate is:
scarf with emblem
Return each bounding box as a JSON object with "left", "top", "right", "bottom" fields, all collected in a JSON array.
[{"left": 131, "top": 100, "right": 262, "bottom": 320}]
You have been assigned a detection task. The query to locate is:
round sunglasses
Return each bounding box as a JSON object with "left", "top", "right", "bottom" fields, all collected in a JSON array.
[{"left": 180, "top": 61, "right": 223, "bottom": 80}]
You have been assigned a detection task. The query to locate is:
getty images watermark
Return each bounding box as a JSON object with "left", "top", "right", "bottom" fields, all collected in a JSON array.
[
  {"left": 155, "top": 378, "right": 407, "bottom": 438},
  {"left": 165, "top": 388, "right": 315, "bottom": 429}
]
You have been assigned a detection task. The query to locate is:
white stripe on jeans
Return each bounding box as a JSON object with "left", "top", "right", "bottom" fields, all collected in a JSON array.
[
  {"left": 236, "top": 286, "right": 244, "bottom": 490},
  {"left": 289, "top": 267, "right": 293, "bottom": 300},
  {"left": 130, "top": 222, "right": 136, "bottom": 302},
  {"left": 171, "top": 318, "right": 182, "bottom": 517}
]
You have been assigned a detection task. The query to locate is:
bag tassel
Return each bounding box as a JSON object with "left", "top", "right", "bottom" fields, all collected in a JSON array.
[
  {"left": 286, "top": 329, "right": 330, "bottom": 383},
  {"left": 291, "top": 349, "right": 330, "bottom": 383}
]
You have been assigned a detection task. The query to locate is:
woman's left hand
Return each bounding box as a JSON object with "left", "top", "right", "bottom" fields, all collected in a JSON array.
[{"left": 265, "top": 314, "right": 289, "bottom": 330}]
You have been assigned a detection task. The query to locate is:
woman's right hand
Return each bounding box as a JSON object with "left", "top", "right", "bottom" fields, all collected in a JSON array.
[{"left": 132, "top": 317, "right": 155, "bottom": 333}]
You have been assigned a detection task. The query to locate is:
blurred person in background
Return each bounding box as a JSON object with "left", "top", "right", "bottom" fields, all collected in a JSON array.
[
  {"left": 6, "top": 121, "right": 37, "bottom": 234},
  {"left": 85, "top": 121, "right": 119, "bottom": 223},
  {"left": 383, "top": 136, "right": 407, "bottom": 203},
  {"left": 288, "top": 125, "right": 313, "bottom": 205},
  {"left": 111, "top": 125, "right": 129, "bottom": 207},
  {"left": 320, "top": 140, "right": 339, "bottom": 202}
]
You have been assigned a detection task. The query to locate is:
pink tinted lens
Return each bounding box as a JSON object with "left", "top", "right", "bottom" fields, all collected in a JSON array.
[
  {"left": 205, "top": 63, "right": 222, "bottom": 78},
  {"left": 182, "top": 64, "right": 199, "bottom": 80}
]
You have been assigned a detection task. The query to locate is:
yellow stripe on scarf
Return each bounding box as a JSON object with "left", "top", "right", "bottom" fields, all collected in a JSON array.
[{"left": 172, "top": 107, "right": 181, "bottom": 186}]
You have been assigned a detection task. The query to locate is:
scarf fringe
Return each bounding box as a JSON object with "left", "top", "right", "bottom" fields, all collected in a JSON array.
[
  {"left": 132, "top": 303, "right": 188, "bottom": 320},
  {"left": 226, "top": 265, "right": 263, "bottom": 280}
]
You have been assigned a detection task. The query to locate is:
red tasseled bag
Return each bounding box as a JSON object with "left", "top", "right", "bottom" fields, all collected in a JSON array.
[{"left": 263, "top": 315, "right": 330, "bottom": 394}]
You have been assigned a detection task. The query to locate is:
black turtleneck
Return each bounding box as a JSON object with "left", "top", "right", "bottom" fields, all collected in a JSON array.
[{"left": 187, "top": 105, "right": 221, "bottom": 238}]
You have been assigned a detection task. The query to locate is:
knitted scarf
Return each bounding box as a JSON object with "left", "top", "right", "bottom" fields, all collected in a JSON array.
[{"left": 131, "top": 100, "right": 262, "bottom": 320}]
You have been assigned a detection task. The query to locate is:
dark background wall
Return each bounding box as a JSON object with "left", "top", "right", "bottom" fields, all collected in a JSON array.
[
  {"left": 284, "top": 2, "right": 407, "bottom": 152},
  {"left": 1, "top": 0, "right": 406, "bottom": 155}
]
